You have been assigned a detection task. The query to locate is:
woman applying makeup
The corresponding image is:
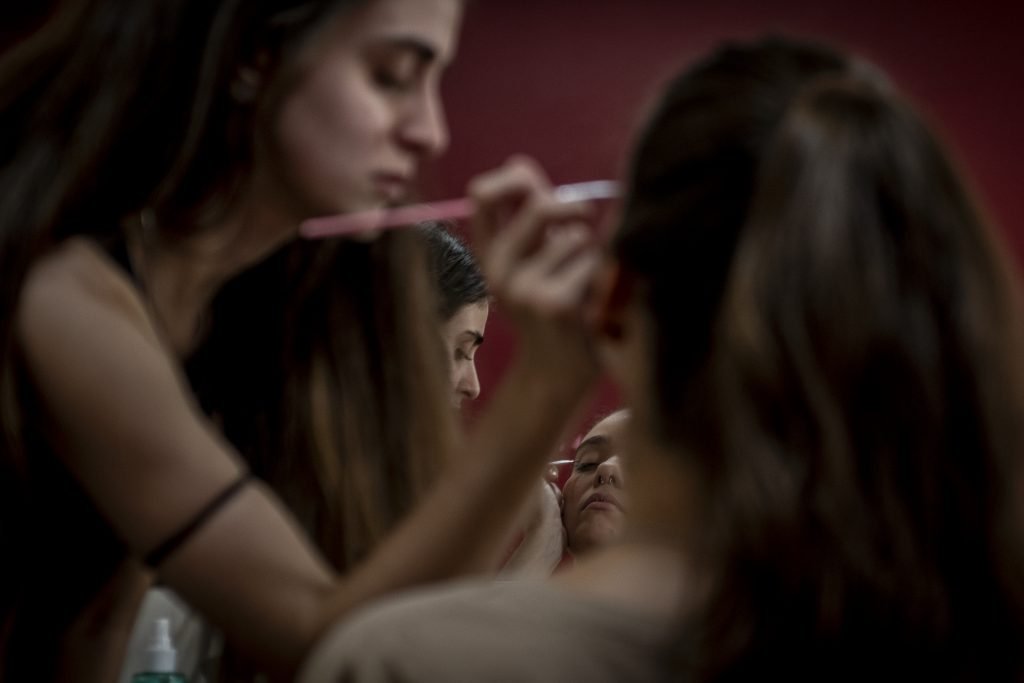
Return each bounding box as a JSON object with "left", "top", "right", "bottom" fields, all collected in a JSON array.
[{"left": 0, "top": 1, "right": 600, "bottom": 680}]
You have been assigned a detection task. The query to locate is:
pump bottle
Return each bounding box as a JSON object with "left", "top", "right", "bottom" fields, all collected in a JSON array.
[{"left": 130, "top": 617, "right": 187, "bottom": 683}]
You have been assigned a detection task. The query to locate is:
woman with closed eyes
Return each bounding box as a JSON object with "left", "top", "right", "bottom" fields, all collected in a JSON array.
[{"left": 0, "top": 1, "right": 602, "bottom": 680}]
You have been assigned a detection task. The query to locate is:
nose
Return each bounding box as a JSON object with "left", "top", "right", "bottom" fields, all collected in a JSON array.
[
  {"left": 455, "top": 361, "right": 481, "bottom": 403},
  {"left": 399, "top": 88, "right": 449, "bottom": 159},
  {"left": 595, "top": 456, "right": 623, "bottom": 488}
]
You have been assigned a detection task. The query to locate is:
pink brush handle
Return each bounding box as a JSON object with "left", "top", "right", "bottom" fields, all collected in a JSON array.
[
  {"left": 299, "top": 197, "right": 473, "bottom": 239},
  {"left": 299, "top": 180, "right": 619, "bottom": 240}
]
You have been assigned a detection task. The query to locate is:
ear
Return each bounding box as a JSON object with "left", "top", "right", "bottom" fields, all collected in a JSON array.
[
  {"left": 230, "top": 50, "right": 274, "bottom": 104},
  {"left": 587, "top": 258, "right": 632, "bottom": 340},
  {"left": 587, "top": 258, "right": 638, "bottom": 379}
]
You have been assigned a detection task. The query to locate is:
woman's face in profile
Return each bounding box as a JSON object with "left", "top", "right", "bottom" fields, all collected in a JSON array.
[
  {"left": 271, "top": 0, "right": 464, "bottom": 219},
  {"left": 441, "top": 300, "right": 489, "bottom": 408}
]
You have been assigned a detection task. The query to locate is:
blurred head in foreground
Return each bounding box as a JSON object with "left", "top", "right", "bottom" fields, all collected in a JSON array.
[{"left": 599, "top": 35, "right": 1024, "bottom": 679}]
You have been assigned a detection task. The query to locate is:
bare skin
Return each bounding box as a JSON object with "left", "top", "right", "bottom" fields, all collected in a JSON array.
[
  {"left": 562, "top": 410, "right": 629, "bottom": 556},
  {"left": 441, "top": 300, "right": 489, "bottom": 407}
]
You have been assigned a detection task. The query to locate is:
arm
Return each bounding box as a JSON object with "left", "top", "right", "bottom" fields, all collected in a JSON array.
[
  {"left": 18, "top": 157, "right": 600, "bottom": 678},
  {"left": 16, "top": 241, "right": 337, "bottom": 677},
  {"left": 500, "top": 478, "right": 567, "bottom": 578}
]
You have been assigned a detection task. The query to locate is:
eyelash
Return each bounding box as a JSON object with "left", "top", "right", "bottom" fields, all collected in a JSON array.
[
  {"left": 574, "top": 462, "right": 597, "bottom": 473},
  {"left": 373, "top": 68, "right": 413, "bottom": 92}
]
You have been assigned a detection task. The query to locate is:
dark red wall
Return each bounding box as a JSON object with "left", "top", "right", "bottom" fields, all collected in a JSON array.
[{"left": 434, "top": 0, "right": 1024, "bottom": 441}]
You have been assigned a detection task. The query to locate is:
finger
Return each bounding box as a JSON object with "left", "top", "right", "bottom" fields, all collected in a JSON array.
[
  {"left": 466, "top": 155, "right": 549, "bottom": 204},
  {"left": 467, "top": 157, "right": 551, "bottom": 246},
  {"left": 532, "top": 249, "right": 603, "bottom": 316},
  {"left": 528, "top": 224, "right": 593, "bottom": 277},
  {"left": 503, "top": 249, "right": 600, "bottom": 320},
  {"left": 486, "top": 200, "right": 593, "bottom": 285},
  {"left": 500, "top": 197, "right": 594, "bottom": 261}
]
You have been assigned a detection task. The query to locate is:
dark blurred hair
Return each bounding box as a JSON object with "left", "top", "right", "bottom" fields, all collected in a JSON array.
[
  {"left": 418, "top": 221, "right": 488, "bottom": 320},
  {"left": 189, "top": 235, "right": 457, "bottom": 683},
  {"left": 0, "top": 0, "right": 367, "bottom": 466},
  {"left": 614, "top": 36, "right": 1024, "bottom": 679},
  {"left": 190, "top": 233, "right": 453, "bottom": 573}
]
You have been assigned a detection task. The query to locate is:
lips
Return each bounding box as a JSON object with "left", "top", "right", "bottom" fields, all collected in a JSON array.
[
  {"left": 581, "top": 491, "right": 622, "bottom": 512},
  {"left": 373, "top": 172, "right": 412, "bottom": 203}
]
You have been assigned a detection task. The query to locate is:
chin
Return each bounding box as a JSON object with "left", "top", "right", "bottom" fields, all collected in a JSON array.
[{"left": 309, "top": 188, "right": 383, "bottom": 217}]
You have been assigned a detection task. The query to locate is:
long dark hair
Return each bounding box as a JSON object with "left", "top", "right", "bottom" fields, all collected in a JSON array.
[
  {"left": 189, "top": 231, "right": 456, "bottom": 682},
  {"left": 0, "top": 0, "right": 362, "bottom": 478},
  {"left": 615, "top": 37, "right": 1024, "bottom": 679},
  {"left": 418, "top": 221, "right": 488, "bottom": 320},
  {"left": 190, "top": 234, "right": 453, "bottom": 572}
]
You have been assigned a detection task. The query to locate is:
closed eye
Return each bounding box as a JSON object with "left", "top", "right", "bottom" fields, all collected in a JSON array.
[
  {"left": 372, "top": 57, "right": 421, "bottom": 93},
  {"left": 373, "top": 68, "right": 412, "bottom": 91},
  {"left": 368, "top": 39, "right": 434, "bottom": 94}
]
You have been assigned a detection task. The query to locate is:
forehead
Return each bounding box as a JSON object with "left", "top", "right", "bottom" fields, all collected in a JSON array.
[
  {"left": 330, "top": 0, "right": 464, "bottom": 63},
  {"left": 444, "top": 300, "right": 489, "bottom": 332},
  {"left": 580, "top": 411, "right": 628, "bottom": 444}
]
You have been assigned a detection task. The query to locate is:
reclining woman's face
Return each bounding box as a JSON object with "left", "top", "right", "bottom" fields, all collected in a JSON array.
[{"left": 562, "top": 410, "right": 629, "bottom": 556}]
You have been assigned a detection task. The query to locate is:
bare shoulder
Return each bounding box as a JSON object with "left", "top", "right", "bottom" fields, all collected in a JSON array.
[
  {"left": 14, "top": 236, "right": 174, "bottom": 420},
  {"left": 12, "top": 236, "right": 246, "bottom": 555},
  {"left": 17, "top": 237, "right": 156, "bottom": 348}
]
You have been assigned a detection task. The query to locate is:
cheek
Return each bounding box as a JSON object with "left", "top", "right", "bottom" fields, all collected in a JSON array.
[
  {"left": 274, "top": 63, "right": 387, "bottom": 211},
  {"left": 561, "top": 477, "right": 585, "bottom": 521},
  {"left": 441, "top": 336, "right": 456, "bottom": 365},
  {"left": 450, "top": 362, "right": 465, "bottom": 386}
]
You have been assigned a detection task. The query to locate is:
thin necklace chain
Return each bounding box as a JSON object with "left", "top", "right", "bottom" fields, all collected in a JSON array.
[
  {"left": 127, "top": 209, "right": 169, "bottom": 341},
  {"left": 127, "top": 210, "right": 212, "bottom": 354}
]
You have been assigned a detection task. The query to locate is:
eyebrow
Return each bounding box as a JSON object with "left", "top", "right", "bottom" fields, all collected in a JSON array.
[
  {"left": 377, "top": 36, "right": 439, "bottom": 65},
  {"left": 574, "top": 435, "right": 608, "bottom": 457}
]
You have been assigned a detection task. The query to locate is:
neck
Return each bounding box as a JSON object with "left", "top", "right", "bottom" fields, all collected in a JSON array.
[{"left": 138, "top": 172, "right": 299, "bottom": 356}]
